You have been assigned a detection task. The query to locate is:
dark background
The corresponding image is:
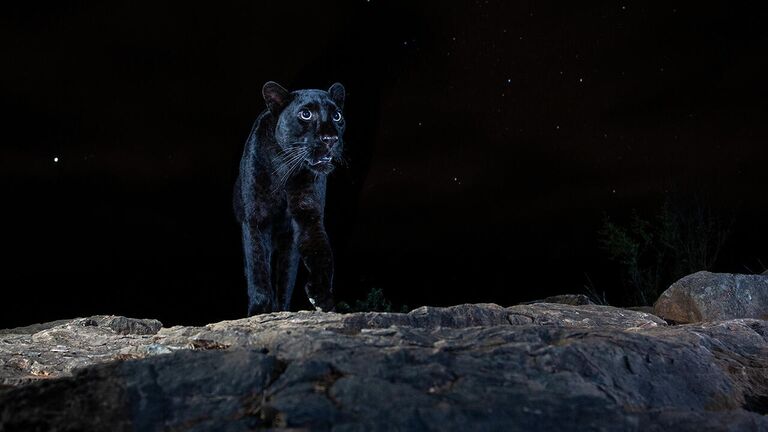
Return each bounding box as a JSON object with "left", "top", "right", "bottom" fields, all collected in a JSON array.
[{"left": 1, "top": 1, "right": 766, "bottom": 328}]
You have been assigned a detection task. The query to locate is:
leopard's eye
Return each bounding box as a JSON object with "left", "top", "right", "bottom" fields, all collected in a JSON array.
[
  {"left": 332, "top": 111, "right": 343, "bottom": 122},
  {"left": 298, "top": 109, "right": 313, "bottom": 121}
]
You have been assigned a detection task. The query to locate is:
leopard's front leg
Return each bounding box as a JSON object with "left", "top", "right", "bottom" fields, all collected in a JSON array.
[{"left": 288, "top": 196, "right": 335, "bottom": 312}]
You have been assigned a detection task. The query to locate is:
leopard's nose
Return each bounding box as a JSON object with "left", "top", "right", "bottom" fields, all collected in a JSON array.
[{"left": 320, "top": 135, "right": 338, "bottom": 148}]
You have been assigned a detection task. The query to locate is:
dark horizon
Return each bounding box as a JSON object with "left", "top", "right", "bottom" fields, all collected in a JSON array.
[{"left": 1, "top": 1, "right": 767, "bottom": 329}]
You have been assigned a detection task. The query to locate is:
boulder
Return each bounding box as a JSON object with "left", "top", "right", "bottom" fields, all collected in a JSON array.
[
  {"left": 654, "top": 271, "right": 768, "bottom": 323},
  {"left": 2, "top": 304, "right": 768, "bottom": 431}
]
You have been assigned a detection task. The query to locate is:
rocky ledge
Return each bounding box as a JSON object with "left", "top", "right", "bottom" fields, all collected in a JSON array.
[{"left": 1, "top": 303, "right": 767, "bottom": 431}]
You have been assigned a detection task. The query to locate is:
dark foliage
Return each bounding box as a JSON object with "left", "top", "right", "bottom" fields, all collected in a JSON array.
[
  {"left": 336, "top": 287, "right": 409, "bottom": 313},
  {"left": 598, "top": 195, "right": 733, "bottom": 305}
]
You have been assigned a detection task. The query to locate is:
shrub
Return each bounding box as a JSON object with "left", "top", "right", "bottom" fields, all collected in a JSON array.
[
  {"left": 598, "top": 195, "right": 732, "bottom": 305},
  {"left": 336, "top": 287, "right": 409, "bottom": 313}
]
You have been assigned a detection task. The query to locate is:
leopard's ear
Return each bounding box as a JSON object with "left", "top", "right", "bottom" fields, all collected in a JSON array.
[
  {"left": 262, "top": 81, "right": 291, "bottom": 113},
  {"left": 328, "top": 82, "right": 345, "bottom": 109}
]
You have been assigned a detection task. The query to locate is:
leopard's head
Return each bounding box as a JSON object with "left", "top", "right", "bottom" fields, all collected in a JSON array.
[{"left": 263, "top": 81, "right": 346, "bottom": 176}]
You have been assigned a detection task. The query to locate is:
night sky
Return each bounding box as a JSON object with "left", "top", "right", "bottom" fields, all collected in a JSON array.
[{"left": 2, "top": 2, "right": 767, "bottom": 328}]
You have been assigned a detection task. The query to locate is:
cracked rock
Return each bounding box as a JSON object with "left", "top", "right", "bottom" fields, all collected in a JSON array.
[{"left": 1, "top": 303, "right": 767, "bottom": 431}]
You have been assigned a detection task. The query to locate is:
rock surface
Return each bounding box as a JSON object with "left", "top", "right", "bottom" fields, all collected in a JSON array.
[
  {"left": 654, "top": 271, "right": 768, "bottom": 323},
  {"left": 521, "top": 294, "right": 595, "bottom": 306},
  {"left": 1, "top": 303, "right": 767, "bottom": 431}
]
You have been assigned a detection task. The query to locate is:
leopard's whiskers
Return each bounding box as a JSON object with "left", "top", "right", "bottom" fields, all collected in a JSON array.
[
  {"left": 271, "top": 147, "right": 306, "bottom": 176},
  {"left": 276, "top": 151, "right": 305, "bottom": 175},
  {"left": 276, "top": 142, "right": 306, "bottom": 157},
  {"left": 272, "top": 147, "right": 308, "bottom": 193}
]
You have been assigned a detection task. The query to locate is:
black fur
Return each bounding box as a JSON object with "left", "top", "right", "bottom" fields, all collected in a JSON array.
[{"left": 234, "top": 82, "right": 346, "bottom": 315}]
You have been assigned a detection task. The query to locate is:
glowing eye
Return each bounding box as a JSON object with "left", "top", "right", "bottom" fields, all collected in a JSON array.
[
  {"left": 298, "top": 109, "right": 313, "bottom": 121},
  {"left": 332, "top": 111, "right": 343, "bottom": 122}
]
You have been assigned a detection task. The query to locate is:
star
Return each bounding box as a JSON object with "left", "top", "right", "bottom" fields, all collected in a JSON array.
[{"left": 53, "top": 156, "right": 59, "bottom": 163}]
